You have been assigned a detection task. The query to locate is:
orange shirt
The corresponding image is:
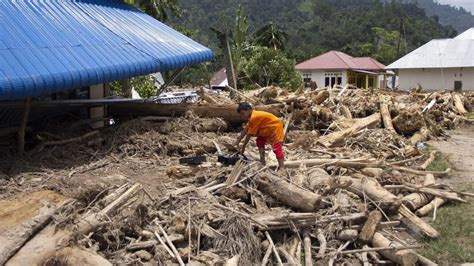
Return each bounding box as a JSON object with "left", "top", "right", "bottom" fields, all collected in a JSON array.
[{"left": 245, "top": 110, "right": 284, "bottom": 144}]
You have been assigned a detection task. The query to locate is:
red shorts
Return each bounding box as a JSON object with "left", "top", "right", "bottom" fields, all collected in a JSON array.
[{"left": 256, "top": 137, "right": 284, "bottom": 159}]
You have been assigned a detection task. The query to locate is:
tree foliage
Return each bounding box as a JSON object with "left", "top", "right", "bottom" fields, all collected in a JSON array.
[
  {"left": 170, "top": 0, "right": 458, "bottom": 65},
  {"left": 240, "top": 46, "right": 301, "bottom": 90},
  {"left": 254, "top": 22, "right": 289, "bottom": 50}
]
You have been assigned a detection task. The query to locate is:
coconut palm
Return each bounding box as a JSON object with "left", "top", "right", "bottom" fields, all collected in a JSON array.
[{"left": 254, "top": 22, "right": 288, "bottom": 50}]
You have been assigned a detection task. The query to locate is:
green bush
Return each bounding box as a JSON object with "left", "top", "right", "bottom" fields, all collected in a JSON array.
[{"left": 239, "top": 46, "right": 302, "bottom": 90}]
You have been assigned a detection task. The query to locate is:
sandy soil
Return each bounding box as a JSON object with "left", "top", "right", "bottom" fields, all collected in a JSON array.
[
  {"left": 0, "top": 190, "right": 64, "bottom": 234},
  {"left": 427, "top": 125, "right": 474, "bottom": 188}
]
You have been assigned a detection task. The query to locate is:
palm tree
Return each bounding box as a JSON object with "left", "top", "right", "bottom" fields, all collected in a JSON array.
[{"left": 254, "top": 22, "right": 288, "bottom": 50}]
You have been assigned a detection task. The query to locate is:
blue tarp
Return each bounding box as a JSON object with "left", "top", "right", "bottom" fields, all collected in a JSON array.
[{"left": 0, "top": 0, "right": 213, "bottom": 100}]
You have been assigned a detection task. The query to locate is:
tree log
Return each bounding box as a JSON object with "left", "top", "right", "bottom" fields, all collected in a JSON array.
[
  {"left": 256, "top": 173, "right": 321, "bottom": 212},
  {"left": 109, "top": 103, "right": 284, "bottom": 124},
  {"left": 271, "top": 158, "right": 380, "bottom": 169},
  {"left": 34, "top": 130, "right": 100, "bottom": 152},
  {"left": 339, "top": 176, "right": 401, "bottom": 213},
  {"left": 402, "top": 174, "right": 435, "bottom": 211},
  {"left": 399, "top": 204, "right": 439, "bottom": 238},
  {"left": 358, "top": 210, "right": 382, "bottom": 243},
  {"left": 372, "top": 232, "right": 418, "bottom": 266},
  {"left": 318, "top": 113, "right": 381, "bottom": 147},
  {"left": 43, "top": 247, "right": 112, "bottom": 266},
  {"left": 7, "top": 184, "right": 141, "bottom": 265},
  {"left": 417, "top": 254, "right": 438, "bottom": 266},
  {"left": 254, "top": 212, "right": 367, "bottom": 230},
  {"left": 410, "top": 127, "right": 431, "bottom": 145},
  {"left": 361, "top": 168, "right": 384, "bottom": 178},
  {"left": 379, "top": 100, "right": 395, "bottom": 131},
  {"left": 453, "top": 94, "right": 467, "bottom": 115},
  {"left": 337, "top": 229, "right": 358, "bottom": 241},
  {"left": 303, "top": 229, "right": 313, "bottom": 266},
  {"left": 415, "top": 198, "right": 448, "bottom": 217},
  {"left": 312, "top": 91, "right": 330, "bottom": 105}
]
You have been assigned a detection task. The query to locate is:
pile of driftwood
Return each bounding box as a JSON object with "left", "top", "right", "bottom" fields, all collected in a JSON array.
[{"left": 0, "top": 87, "right": 473, "bottom": 265}]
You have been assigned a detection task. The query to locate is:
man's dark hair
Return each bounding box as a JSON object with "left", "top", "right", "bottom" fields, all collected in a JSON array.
[{"left": 237, "top": 102, "right": 252, "bottom": 113}]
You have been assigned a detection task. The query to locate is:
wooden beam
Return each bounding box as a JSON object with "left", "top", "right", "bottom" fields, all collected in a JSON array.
[{"left": 17, "top": 97, "right": 32, "bottom": 155}]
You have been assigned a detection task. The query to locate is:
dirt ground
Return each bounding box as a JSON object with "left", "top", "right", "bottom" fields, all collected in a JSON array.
[{"left": 428, "top": 125, "right": 474, "bottom": 188}]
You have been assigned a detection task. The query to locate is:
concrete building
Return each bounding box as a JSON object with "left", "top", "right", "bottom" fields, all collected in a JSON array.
[
  {"left": 295, "top": 51, "right": 387, "bottom": 89},
  {"left": 386, "top": 28, "right": 474, "bottom": 91}
]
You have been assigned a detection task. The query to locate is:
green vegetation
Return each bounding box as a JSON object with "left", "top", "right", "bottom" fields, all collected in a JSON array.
[
  {"left": 170, "top": 0, "right": 457, "bottom": 65},
  {"left": 419, "top": 185, "right": 474, "bottom": 263},
  {"left": 110, "top": 76, "right": 156, "bottom": 98},
  {"left": 468, "top": 112, "right": 474, "bottom": 119},
  {"left": 426, "top": 152, "right": 451, "bottom": 172}
]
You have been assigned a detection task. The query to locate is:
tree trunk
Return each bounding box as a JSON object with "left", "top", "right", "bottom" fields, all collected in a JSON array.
[
  {"left": 410, "top": 127, "right": 431, "bottom": 145},
  {"left": 415, "top": 197, "right": 448, "bottom": 217},
  {"left": 7, "top": 184, "right": 141, "bottom": 265},
  {"left": 379, "top": 101, "right": 395, "bottom": 131},
  {"left": 358, "top": 210, "right": 382, "bottom": 243},
  {"left": 402, "top": 174, "right": 435, "bottom": 211},
  {"left": 256, "top": 173, "right": 321, "bottom": 212},
  {"left": 399, "top": 204, "right": 439, "bottom": 238},
  {"left": 274, "top": 158, "right": 379, "bottom": 169},
  {"left": 312, "top": 90, "right": 330, "bottom": 105},
  {"left": 339, "top": 176, "right": 401, "bottom": 213},
  {"left": 372, "top": 232, "right": 418, "bottom": 266},
  {"left": 318, "top": 113, "right": 381, "bottom": 147},
  {"left": 109, "top": 103, "right": 285, "bottom": 125},
  {"left": 452, "top": 94, "right": 467, "bottom": 115}
]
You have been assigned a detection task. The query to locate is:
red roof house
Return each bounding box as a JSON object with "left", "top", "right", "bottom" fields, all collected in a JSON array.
[{"left": 296, "top": 51, "right": 387, "bottom": 89}]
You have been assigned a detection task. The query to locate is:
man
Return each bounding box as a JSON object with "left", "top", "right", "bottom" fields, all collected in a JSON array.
[{"left": 233, "top": 102, "right": 285, "bottom": 170}]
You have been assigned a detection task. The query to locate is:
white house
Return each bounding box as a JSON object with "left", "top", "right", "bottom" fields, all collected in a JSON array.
[
  {"left": 295, "top": 51, "right": 388, "bottom": 89},
  {"left": 386, "top": 28, "right": 474, "bottom": 91}
]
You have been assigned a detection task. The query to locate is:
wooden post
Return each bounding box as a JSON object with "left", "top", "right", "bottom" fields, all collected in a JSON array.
[
  {"left": 217, "top": 33, "right": 238, "bottom": 92},
  {"left": 17, "top": 97, "right": 32, "bottom": 155},
  {"left": 120, "top": 79, "right": 131, "bottom": 98}
]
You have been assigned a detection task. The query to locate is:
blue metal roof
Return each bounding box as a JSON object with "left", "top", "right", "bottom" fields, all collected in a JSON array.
[{"left": 0, "top": 0, "right": 214, "bottom": 100}]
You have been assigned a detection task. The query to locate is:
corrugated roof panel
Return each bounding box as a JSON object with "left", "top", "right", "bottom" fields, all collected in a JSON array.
[
  {"left": 386, "top": 39, "right": 474, "bottom": 69},
  {"left": 0, "top": 0, "right": 213, "bottom": 100}
]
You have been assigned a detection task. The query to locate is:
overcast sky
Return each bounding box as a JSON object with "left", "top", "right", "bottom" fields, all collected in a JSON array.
[{"left": 436, "top": 0, "right": 474, "bottom": 14}]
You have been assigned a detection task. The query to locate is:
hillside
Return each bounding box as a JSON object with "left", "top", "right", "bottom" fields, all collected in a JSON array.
[
  {"left": 170, "top": 0, "right": 457, "bottom": 64},
  {"left": 416, "top": 0, "right": 474, "bottom": 33}
]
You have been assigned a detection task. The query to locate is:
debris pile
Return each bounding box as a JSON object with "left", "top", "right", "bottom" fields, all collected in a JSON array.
[{"left": 0, "top": 87, "right": 473, "bottom": 265}]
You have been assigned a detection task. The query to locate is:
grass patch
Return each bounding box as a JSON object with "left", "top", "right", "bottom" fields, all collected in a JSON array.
[
  {"left": 419, "top": 184, "right": 474, "bottom": 264},
  {"left": 426, "top": 152, "right": 451, "bottom": 172},
  {"left": 468, "top": 112, "right": 474, "bottom": 119}
]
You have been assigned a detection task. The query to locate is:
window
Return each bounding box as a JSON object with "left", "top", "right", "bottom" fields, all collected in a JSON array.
[
  {"left": 331, "top": 77, "right": 336, "bottom": 87},
  {"left": 337, "top": 77, "right": 342, "bottom": 85},
  {"left": 325, "top": 77, "right": 330, "bottom": 87}
]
